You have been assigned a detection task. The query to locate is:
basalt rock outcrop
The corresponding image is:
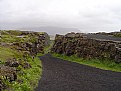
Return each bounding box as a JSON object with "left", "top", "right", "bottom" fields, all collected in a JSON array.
[
  {"left": 12, "top": 31, "right": 50, "bottom": 55},
  {"left": 51, "top": 32, "right": 121, "bottom": 63}
]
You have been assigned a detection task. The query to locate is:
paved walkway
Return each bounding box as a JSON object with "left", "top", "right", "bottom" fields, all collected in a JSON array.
[{"left": 35, "top": 54, "right": 121, "bottom": 91}]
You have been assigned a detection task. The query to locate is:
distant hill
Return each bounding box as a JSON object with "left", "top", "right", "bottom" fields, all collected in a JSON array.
[{"left": 19, "top": 26, "right": 81, "bottom": 35}]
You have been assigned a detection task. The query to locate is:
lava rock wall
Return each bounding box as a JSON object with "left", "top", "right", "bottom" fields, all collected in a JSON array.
[{"left": 51, "top": 32, "right": 121, "bottom": 63}]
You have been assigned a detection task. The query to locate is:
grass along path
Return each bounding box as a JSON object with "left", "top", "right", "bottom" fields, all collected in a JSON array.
[
  {"left": 0, "top": 46, "right": 42, "bottom": 91},
  {"left": 7, "top": 56, "right": 42, "bottom": 91},
  {"left": 52, "top": 53, "right": 121, "bottom": 72}
]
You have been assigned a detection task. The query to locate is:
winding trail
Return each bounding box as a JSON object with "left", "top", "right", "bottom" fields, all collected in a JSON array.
[{"left": 35, "top": 54, "right": 121, "bottom": 91}]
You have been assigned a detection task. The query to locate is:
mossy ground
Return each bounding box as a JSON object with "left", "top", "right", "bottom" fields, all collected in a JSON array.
[{"left": 52, "top": 53, "right": 121, "bottom": 72}]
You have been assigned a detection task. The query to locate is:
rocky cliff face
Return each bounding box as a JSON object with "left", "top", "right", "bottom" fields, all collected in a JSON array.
[{"left": 51, "top": 32, "right": 121, "bottom": 63}]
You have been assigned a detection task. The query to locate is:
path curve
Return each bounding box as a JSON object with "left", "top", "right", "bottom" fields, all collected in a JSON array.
[{"left": 35, "top": 54, "right": 121, "bottom": 91}]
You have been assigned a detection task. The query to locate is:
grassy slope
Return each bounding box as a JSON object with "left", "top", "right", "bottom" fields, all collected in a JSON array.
[
  {"left": 0, "top": 31, "right": 42, "bottom": 91},
  {"left": 52, "top": 53, "right": 121, "bottom": 72}
]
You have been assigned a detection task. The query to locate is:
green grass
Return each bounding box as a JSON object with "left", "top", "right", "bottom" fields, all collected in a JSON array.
[
  {"left": 0, "top": 46, "right": 23, "bottom": 61},
  {"left": 12, "top": 57, "right": 42, "bottom": 91},
  {"left": 0, "top": 34, "right": 38, "bottom": 43},
  {"left": 0, "top": 31, "right": 43, "bottom": 91},
  {"left": 9, "top": 56, "right": 42, "bottom": 91},
  {"left": 0, "top": 46, "right": 42, "bottom": 91},
  {"left": 44, "top": 40, "right": 54, "bottom": 54},
  {"left": 0, "top": 30, "right": 22, "bottom": 36},
  {"left": 52, "top": 53, "right": 121, "bottom": 72}
]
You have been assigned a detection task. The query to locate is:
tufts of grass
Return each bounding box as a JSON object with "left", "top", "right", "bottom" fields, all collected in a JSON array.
[{"left": 52, "top": 53, "right": 121, "bottom": 72}]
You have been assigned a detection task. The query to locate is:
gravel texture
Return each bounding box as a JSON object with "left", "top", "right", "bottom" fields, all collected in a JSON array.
[{"left": 35, "top": 54, "right": 121, "bottom": 91}]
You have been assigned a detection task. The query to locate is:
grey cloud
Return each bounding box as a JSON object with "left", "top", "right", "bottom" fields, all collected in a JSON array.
[{"left": 0, "top": 0, "right": 121, "bottom": 34}]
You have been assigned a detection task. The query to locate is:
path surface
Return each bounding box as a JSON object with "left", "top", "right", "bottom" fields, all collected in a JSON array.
[{"left": 35, "top": 54, "right": 121, "bottom": 91}]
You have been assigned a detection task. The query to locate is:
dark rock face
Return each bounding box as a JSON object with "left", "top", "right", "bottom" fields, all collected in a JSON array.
[
  {"left": 5, "top": 59, "right": 19, "bottom": 67},
  {"left": 51, "top": 32, "right": 121, "bottom": 62},
  {"left": 0, "top": 65, "right": 17, "bottom": 82}
]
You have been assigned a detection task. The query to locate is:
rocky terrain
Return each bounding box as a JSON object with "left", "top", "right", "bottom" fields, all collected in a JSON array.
[
  {"left": 51, "top": 32, "right": 121, "bottom": 63},
  {"left": 0, "top": 30, "right": 50, "bottom": 91}
]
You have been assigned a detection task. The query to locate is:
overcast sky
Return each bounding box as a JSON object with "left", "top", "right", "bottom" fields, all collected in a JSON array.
[{"left": 0, "top": 0, "right": 121, "bottom": 33}]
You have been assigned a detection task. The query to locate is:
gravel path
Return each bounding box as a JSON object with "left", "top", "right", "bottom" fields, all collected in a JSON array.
[{"left": 35, "top": 54, "right": 121, "bottom": 91}]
